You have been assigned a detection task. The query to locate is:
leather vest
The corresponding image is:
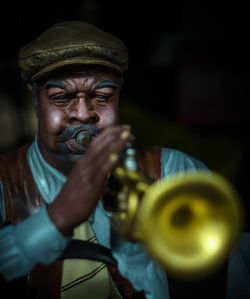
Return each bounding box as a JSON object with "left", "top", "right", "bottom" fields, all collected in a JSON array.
[
  {"left": 0, "top": 143, "right": 162, "bottom": 299},
  {"left": 0, "top": 143, "right": 45, "bottom": 222}
]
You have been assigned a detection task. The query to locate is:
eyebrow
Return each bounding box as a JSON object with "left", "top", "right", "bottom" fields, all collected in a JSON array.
[
  {"left": 95, "top": 80, "right": 119, "bottom": 90},
  {"left": 45, "top": 80, "right": 67, "bottom": 90}
]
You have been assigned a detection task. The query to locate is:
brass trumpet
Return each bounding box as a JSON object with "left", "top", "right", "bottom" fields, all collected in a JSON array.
[
  {"left": 74, "top": 130, "right": 243, "bottom": 279},
  {"left": 102, "top": 143, "right": 243, "bottom": 280}
]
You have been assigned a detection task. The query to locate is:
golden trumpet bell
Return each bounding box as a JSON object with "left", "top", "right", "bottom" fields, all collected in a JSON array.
[{"left": 137, "top": 170, "right": 243, "bottom": 279}]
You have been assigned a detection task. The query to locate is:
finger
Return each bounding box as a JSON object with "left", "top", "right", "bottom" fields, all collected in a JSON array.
[
  {"left": 69, "top": 124, "right": 134, "bottom": 187},
  {"left": 72, "top": 126, "right": 133, "bottom": 185},
  {"left": 89, "top": 125, "right": 133, "bottom": 150},
  {"left": 89, "top": 128, "right": 133, "bottom": 167},
  {"left": 80, "top": 125, "right": 134, "bottom": 165}
]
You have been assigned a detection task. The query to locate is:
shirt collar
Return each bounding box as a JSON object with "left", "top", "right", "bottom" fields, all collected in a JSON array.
[{"left": 27, "top": 136, "right": 67, "bottom": 204}]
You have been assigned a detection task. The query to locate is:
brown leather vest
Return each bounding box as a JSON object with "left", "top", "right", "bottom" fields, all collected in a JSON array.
[
  {"left": 0, "top": 143, "right": 45, "bottom": 222},
  {"left": 0, "top": 143, "right": 161, "bottom": 299}
]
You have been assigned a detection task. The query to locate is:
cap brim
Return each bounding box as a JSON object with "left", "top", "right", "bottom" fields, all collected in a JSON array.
[{"left": 30, "top": 57, "right": 123, "bottom": 82}]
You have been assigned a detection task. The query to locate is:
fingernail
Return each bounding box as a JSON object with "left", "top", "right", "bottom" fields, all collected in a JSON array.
[
  {"left": 108, "top": 153, "right": 119, "bottom": 162},
  {"left": 120, "top": 130, "right": 130, "bottom": 139}
]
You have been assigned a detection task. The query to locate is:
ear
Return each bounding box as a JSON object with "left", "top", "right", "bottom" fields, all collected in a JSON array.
[{"left": 27, "top": 83, "right": 40, "bottom": 117}]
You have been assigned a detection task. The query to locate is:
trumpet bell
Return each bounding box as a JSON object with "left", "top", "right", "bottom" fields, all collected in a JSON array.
[{"left": 137, "top": 170, "right": 243, "bottom": 279}]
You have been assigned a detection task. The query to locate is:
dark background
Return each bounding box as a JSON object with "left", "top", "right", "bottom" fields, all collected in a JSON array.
[
  {"left": 0, "top": 0, "right": 249, "bottom": 231},
  {"left": 0, "top": 1, "right": 249, "bottom": 297}
]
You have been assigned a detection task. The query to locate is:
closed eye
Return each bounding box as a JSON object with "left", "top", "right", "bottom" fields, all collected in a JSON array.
[
  {"left": 51, "top": 94, "right": 74, "bottom": 101},
  {"left": 89, "top": 93, "right": 111, "bottom": 102}
]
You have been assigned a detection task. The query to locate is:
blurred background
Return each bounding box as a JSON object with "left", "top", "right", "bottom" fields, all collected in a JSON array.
[{"left": 0, "top": 0, "right": 249, "bottom": 230}]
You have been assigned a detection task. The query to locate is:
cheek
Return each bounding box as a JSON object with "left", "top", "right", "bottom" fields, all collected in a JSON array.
[
  {"left": 98, "top": 105, "right": 119, "bottom": 127},
  {"left": 40, "top": 107, "right": 65, "bottom": 136},
  {"left": 45, "top": 109, "right": 64, "bottom": 134}
]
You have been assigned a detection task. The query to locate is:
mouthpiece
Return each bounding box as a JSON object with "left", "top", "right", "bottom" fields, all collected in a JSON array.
[
  {"left": 75, "top": 131, "right": 91, "bottom": 147},
  {"left": 68, "top": 127, "right": 101, "bottom": 152}
]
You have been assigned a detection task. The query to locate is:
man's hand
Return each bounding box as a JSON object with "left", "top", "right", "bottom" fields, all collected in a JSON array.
[{"left": 47, "top": 125, "right": 133, "bottom": 236}]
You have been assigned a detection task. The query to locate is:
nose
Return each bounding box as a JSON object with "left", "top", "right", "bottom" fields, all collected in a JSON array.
[{"left": 68, "top": 96, "right": 99, "bottom": 124}]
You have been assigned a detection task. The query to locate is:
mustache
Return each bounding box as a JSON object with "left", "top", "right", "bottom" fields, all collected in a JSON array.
[{"left": 59, "top": 125, "right": 101, "bottom": 142}]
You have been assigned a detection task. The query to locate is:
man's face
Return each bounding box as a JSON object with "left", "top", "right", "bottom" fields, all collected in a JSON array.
[{"left": 33, "top": 66, "right": 121, "bottom": 175}]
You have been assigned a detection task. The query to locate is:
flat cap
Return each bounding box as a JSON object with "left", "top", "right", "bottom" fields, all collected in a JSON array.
[{"left": 18, "top": 21, "right": 128, "bottom": 82}]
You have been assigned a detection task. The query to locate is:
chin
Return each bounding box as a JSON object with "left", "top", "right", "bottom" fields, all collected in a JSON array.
[
  {"left": 49, "top": 150, "right": 84, "bottom": 175},
  {"left": 39, "top": 137, "right": 85, "bottom": 173}
]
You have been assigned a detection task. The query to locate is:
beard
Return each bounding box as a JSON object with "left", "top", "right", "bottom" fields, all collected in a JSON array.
[{"left": 39, "top": 124, "right": 101, "bottom": 175}]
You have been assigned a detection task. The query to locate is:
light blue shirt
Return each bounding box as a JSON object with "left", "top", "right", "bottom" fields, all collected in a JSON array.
[{"left": 0, "top": 140, "right": 209, "bottom": 298}]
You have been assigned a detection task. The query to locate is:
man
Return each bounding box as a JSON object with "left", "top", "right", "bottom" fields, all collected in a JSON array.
[{"left": 1, "top": 21, "right": 247, "bottom": 299}]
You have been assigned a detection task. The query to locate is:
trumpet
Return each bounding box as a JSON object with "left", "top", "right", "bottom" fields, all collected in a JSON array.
[
  {"left": 73, "top": 130, "right": 243, "bottom": 279},
  {"left": 102, "top": 143, "right": 243, "bottom": 280}
]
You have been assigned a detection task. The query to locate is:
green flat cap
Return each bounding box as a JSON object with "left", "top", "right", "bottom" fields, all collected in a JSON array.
[{"left": 18, "top": 21, "right": 128, "bottom": 82}]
